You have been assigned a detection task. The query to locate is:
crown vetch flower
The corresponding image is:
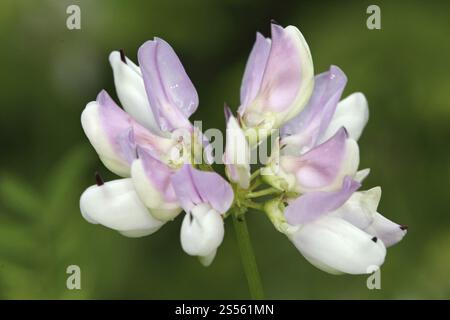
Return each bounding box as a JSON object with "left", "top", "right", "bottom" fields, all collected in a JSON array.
[
  {"left": 264, "top": 66, "right": 366, "bottom": 194},
  {"left": 171, "top": 164, "right": 234, "bottom": 266},
  {"left": 238, "top": 23, "right": 314, "bottom": 145},
  {"left": 80, "top": 39, "right": 204, "bottom": 238},
  {"left": 265, "top": 185, "right": 407, "bottom": 275}
]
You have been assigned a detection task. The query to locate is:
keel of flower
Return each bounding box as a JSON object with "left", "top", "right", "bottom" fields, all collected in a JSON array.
[
  {"left": 80, "top": 177, "right": 166, "bottom": 238},
  {"left": 180, "top": 203, "right": 224, "bottom": 267},
  {"left": 131, "top": 147, "right": 182, "bottom": 221}
]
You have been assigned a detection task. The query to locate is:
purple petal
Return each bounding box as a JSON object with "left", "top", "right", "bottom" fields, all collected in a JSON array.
[
  {"left": 255, "top": 23, "right": 302, "bottom": 113},
  {"left": 285, "top": 127, "right": 348, "bottom": 189},
  {"left": 96, "top": 90, "right": 137, "bottom": 162},
  {"left": 285, "top": 176, "right": 361, "bottom": 225},
  {"left": 238, "top": 33, "right": 271, "bottom": 114},
  {"left": 138, "top": 38, "right": 197, "bottom": 132},
  {"left": 97, "top": 90, "right": 175, "bottom": 159},
  {"left": 190, "top": 166, "right": 234, "bottom": 213},
  {"left": 137, "top": 146, "right": 178, "bottom": 203},
  {"left": 171, "top": 165, "right": 234, "bottom": 214},
  {"left": 365, "top": 213, "right": 408, "bottom": 247},
  {"left": 170, "top": 165, "right": 202, "bottom": 212},
  {"left": 116, "top": 127, "right": 137, "bottom": 165},
  {"left": 281, "top": 65, "right": 347, "bottom": 148}
]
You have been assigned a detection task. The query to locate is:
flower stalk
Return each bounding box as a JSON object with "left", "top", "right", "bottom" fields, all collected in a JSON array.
[
  {"left": 246, "top": 187, "right": 282, "bottom": 199},
  {"left": 232, "top": 209, "right": 264, "bottom": 300}
]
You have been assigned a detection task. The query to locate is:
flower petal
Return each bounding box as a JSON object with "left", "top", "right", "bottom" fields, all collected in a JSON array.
[
  {"left": 354, "top": 168, "right": 371, "bottom": 183},
  {"left": 80, "top": 178, "right": 165, "bottom": 237},
  {"left": 239, "top": 33, "right": 271, "bottom": 113},
  {"left": 364, "top": 212, "right": 407, "bottom": 247},
  {"left": 198, "top": 250, "right": 217, "bottom": 267},
  {"left": 281, "top": 128, "right": 360, "bottom": 192},
  {"left": 281, "top": 65, "right": 347, "bottom": 150},
  {"left": 169, "top": 165, "right": 203, "bottom": 212},
  {"left": 224, "top": 109, "right": 251, "bottom": 189},
  {"left": 259, "top": 24, "right": 313, "bottom": 116},
  {"left": 131, "top": 147, "right": 182, "bottom": 221},
  {"left": 81, "top": 90, "right": 175, "bottom": 176},
  {"left": 329, "top": 186, "right": 407, "bottom": 247},
  {"left": 291, "top": 216, "right": 386, "bottom": 274},
  {"left": 109, "top": 51, "right": 160, "bottom": 133},
  {"left": 285, "top": 176, "right": 361, "bottom": 225},
  {"left": 138, "top": 38, "right": 197, "bottom": 132},
  {"left": 180, "top": 203, "right": 224, "bottom": 260},
  {"left": 320, "top": 92, "right": 369, "bottom": 143},
  {"left": 171, "top": 165, "right": 234, "bottom": 214},
  {"left": 330, "top": 187, "right": 381, "bottom": 230}
]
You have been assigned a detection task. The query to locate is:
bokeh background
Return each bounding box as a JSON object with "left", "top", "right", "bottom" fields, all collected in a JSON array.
[{"left": 0, "top": 0, "right": 449, "bottom": 299}]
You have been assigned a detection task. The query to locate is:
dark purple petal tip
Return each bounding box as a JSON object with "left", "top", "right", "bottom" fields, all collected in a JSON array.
[
  {"left": 119, "top": 49, "right": 126, "bottom": 64},
  {"left": 95, "top": 172, "right": 104, "bottom": 186}
]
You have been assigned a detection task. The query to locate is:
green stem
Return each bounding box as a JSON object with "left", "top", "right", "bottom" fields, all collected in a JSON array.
[
  {"left": 250, "top": 168, "right": 261, "bottom": 181},
  {"left": 243, "top": 200, "right": 264, "bottom": 211},
  {"left": 246, "top": 187, "right": 281, "bottom": 199},
  {"left": 232, "top": 212, "right": 264, "bottom": 300},
  {"left": 249, "top": 178, "right": 263, "bottom": 192}
]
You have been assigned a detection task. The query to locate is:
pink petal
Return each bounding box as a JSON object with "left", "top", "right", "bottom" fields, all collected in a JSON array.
[
  {"left": 138, "top": 38, "right": 197, "bottom": 132},
  {"left": 239, "top": 33, "right": 271, "bottom": 114},
  {"left": 281, "top": 65, "right": 347, "bottom": 149},
  {"left": 285, "top": 176, "right": 361, "bottom": 225},
  {"left": 171, "top": 165, "right": 234, "bottom": 214}
]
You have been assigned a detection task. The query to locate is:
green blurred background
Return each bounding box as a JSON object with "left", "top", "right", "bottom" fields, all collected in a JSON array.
[{"left": 0, "top": 0, "right": 449, "bottom": 299}]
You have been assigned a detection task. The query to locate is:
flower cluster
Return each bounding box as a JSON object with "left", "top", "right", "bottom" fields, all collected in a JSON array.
[{"left": 80, "top": 23, "right": 407, "bottom": 273}]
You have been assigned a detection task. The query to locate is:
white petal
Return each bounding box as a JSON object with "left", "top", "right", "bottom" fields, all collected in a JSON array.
[
  {"left": 224, "top": 115, "right": 251, "bottom": 189},
  {"left": 80, "top": 178, "right": 165, "bottom": 237},
  {"left": 180, "top": 204, "right": 224, "bottom": 258},
  {"left": 320, "top": 92, "right": 369, "bottom": 143},
  {"left": 109, "top": 51, "right": 160, "bottom": 134},
  {"left": 291, "top": 216, "right": 386, "bottom": 274},
  {"left": 354, "top": 168, "right": 371, "bottom": 183},
  {"left": 198, "top": 250, "right": 217, "bottom": 267},
  {"left": 131, "top": 158, "right": 181, "bottom": 221},
  {"left": 81, "top": 101, "right": 130, "bottom": 176},
  {"left": 329, "top": 187, "right": 407, "bottom": 247},
  {"left": 280, "top": 26, "right": 315, "bottom": 123},
  {"left": 330, "top": 187, "right": 381, "bottom": 229}
]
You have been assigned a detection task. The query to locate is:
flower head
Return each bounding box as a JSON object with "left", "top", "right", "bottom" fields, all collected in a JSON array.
[{"left": 80, "top": 22, "right": 407, "bottom": 279}]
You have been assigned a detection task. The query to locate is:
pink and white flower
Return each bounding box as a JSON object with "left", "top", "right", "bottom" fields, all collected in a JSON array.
[{"left": 238, "top": 22, "right": 314, "bottom": 145}]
